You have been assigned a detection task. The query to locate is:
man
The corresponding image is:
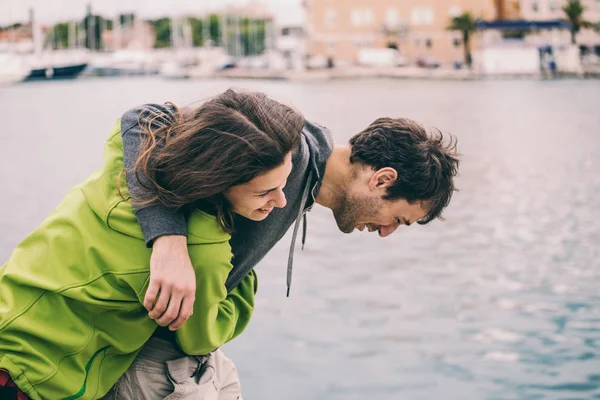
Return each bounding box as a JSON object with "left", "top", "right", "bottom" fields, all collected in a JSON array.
[{"left": 109, "top": 100, "right": 459, "bottom": 399}]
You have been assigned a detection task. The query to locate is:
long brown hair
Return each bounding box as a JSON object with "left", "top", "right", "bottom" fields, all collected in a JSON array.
[{"left": 132, "top": 89, "right": 304, "bottom": 232}]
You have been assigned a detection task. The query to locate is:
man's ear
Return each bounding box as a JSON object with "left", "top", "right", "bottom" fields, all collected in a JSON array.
[{"left": 368, "top": 167, "right": 398, "bottom": 191}]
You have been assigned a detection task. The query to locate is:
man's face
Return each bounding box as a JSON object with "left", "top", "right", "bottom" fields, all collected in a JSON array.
[
  {"left": 331, "top": 167, "right": 429, "bottom": 237},
  {"left": 332, "top": 193, "right": 428, "bottom": 237}
]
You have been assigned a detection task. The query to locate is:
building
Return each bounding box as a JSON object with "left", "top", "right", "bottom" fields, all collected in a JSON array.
[
  {"left": 519, "top": 0, "right": 600, "bottom": 46},
  {"left": 520, "top": 0, "right": 600, "bottom": 21},
  {"left": 476, "top": 0, "right": 600, "bottom": 75},
  {"left": 304, "top": 0, "right": 497, "bottom": 66},
  {"left": 0, "top": 24, "right": 35, "bottom": 53},
  {"left": 275, "top": 25, "right": 306, "bottom": 70},
  {"left": 101, "top": 19, "right": 155, "bottom": 51},
  {"left": 493, "top": 0, "right": 522, "bottom": 19}
]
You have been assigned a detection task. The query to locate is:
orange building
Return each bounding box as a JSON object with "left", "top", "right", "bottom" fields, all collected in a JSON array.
[
  {"left": 304, "top": 0, "right": 497, "bottom": 66},
  {"left": 493, "top": 0, "right": 522, "bottom": 20}
]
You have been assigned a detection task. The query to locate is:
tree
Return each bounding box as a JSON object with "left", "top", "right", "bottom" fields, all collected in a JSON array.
[
  {"left": 240, "top": 17, "right": 266, "bottom": 56},
  {"left": 147, "top": 18, "right": 171, "bottom": 48},
  {"left": 562, "top": 0, "right": 592, "bottom": 44},
  {"left": 189, "top": 17, "right": 217, "bottom": 47},
  {"left": 50, "top": 23, "right": 69, "bottom": 49},
  {"left": 149, "top": 14, "right": 266, "bottom": 55},
  {"left": 208, "top": 14, "right": 221, "bottom": 45},
  {"left": 221, "top": 16, "right": 266, "bottom": 56},
  {"left": 0, "top": 23, "right": 22, "bottom": 31},
  {"left": 448, "top": 12, "right": 478, "bottom": 68},
  {"left": 81, "top": 14, "right": 105, "bottom": 50}
]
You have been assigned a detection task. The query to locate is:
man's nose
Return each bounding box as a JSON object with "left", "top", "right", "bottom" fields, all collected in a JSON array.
[{"left": 378, "top": 224, "right": 399, "bottom": 237}]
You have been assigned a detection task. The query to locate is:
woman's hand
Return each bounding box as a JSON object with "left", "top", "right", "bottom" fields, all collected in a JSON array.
[{"left": 144, "top": 235, "right": 196, "bottom": 331}]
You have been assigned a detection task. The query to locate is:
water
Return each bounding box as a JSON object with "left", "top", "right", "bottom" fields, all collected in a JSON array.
[{"left": 1, "top": 77, "right": 600, "bottom": 400}]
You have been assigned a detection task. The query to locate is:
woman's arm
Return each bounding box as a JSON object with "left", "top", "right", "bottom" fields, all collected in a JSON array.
[
  {"left": 176, "top": 266, "right": 257, "bottom": 355},
  {"left": 121, "top": 104, "right": 196, "bottom": 330}
]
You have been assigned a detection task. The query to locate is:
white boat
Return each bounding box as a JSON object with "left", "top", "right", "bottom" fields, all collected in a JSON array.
[
  {"left": 23, "top": 49, "right": 90, "bottom": 81},
  {"left": 88, "top": 50, "right": 160, "bottom": 76},
  {"left": 160, "top": 59, "right": 191, "bottom": 79},
  {"left": 22, "top": 10, "right": 90, "bottom": 82},
  {"left": 0, "top": 53, "right": 29, "bottom": 85}
]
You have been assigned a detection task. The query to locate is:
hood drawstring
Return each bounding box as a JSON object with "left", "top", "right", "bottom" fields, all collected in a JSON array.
[
  {"left": 286, "top": 171, "right": 313, "bottom": 297},
  {"left": 302, "top": 214, "right": 307, "bottom": 250}
]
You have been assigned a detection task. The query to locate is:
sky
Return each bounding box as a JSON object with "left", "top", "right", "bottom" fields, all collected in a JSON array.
[{"left": 1, "top": 0, "right": 304, "bottom": 26}]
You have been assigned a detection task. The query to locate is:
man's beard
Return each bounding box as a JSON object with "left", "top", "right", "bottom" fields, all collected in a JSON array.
[{"left": 332, "top": 191, "right": 381, "bottom": 234}]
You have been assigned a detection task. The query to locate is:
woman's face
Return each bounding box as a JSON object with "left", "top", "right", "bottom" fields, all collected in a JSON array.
[{"left": 224, "top": 153, "right": 293, "bottom": 221}]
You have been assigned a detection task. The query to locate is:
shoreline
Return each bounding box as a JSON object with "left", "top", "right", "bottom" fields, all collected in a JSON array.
[
  {"left": 194, "top": 66, "right": 600, "bottom": 82},
  {"left": 6, "top": 66, "right": 599, "bottom": 87}
]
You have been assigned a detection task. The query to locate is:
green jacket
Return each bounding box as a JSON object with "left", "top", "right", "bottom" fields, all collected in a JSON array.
[{"left": 0, "top": 120, "right": 257, "bottom": 400}]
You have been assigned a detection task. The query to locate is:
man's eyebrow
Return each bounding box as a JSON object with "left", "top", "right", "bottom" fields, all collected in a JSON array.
[{"left": 402, "top": 218, "right": 411, "bottom": 226}]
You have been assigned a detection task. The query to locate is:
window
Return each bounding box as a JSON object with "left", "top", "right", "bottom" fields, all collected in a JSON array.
[
  {"left": 532, "top": 2, "right": 539, "bottom": 12},
  {"left": 449, "top": 5, "right": 462, "bottom": 17},
  {"left": 325, "top": 8, "right": 337, "bottom": 28},
  {"left": 327, "top": 41, "right": 336, "bottom": 51},
  {"left": 426, "top": 39, "right": 432, "bottom": 48},
  {"left": 386, "top": 8, "right": 400, "bottom": 26},
  {"left": 351, "top": 8, "right": 374, "bottom": 26},
  {"left": 453, "top": 38, "right": 461, "bottom": 47},
  {"left": 364, "top": 9, "right": 374, "bottom": 25},
  {"left": 412, "top": 7, "right": 433, "bottom": 25},
  {"left": 351, "top": 9, "right": 361, "bottom": 26},
  {"left": 415, "top": 38, "right": 421, "bottom": 47},
  {"left": 549, "top": 1, "right": 558, "bottom": 11},
  {"left": 423, "top": 7, "right": 434, "bottom": 25},
  {"left": 280, "top": 27, "right": 303, "bottom": 37},
  {"left": 411, "top": 8, "right": 422, "bottom": 25}
]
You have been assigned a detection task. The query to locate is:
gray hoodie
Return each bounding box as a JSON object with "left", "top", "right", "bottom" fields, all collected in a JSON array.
[{"left": 120, "top": 103, "right": 333, "bottom": 294}]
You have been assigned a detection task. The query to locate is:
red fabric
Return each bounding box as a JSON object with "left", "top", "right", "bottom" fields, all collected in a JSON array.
[{"left": 0, "top": 370, "right": 29, "bottom": 400}]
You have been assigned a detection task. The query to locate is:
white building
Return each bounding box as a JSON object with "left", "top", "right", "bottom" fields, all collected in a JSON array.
[
  {"left": 519, "top": 0, "right": 600, "bottom": 47},
  {"left": 275, "top": 25, "right": 305, "bottom": 70}
]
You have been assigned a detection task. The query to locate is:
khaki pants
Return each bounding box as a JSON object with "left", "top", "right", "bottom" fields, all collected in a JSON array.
[{"left": 102, "top": 338, "right": 242, "bottom": 400}]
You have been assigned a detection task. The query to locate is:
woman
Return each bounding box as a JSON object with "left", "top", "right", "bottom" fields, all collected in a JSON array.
[{"left": 0, "top": 89, "right": 304, "bottom": 400}]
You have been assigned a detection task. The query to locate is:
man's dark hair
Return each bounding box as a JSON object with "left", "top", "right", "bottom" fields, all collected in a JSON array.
[{"left": 349, "top": 117, "right": 459, "bottom": 224}]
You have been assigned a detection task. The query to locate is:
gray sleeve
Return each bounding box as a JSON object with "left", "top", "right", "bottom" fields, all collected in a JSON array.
[{"left": 121, "top": 104, "right": 188, "bottom": 247}]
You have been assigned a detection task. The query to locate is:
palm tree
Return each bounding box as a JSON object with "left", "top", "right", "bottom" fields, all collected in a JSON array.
[
  {"left": 563, "top": 0, "right": 592, "bottom": 44},
  {"left": 448, "top": 12, "right": 477, "bottom": 68}
]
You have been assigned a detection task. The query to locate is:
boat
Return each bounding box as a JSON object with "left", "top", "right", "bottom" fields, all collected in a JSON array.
[
  {"left": 24, "top": 61, "right": 88, "bottom": 81},
  {"left": 22, "top": 10, "right": 89, "bottom": 81},
  {"left": 0, "top": 53, "right": 29, "bottom": 84}
]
